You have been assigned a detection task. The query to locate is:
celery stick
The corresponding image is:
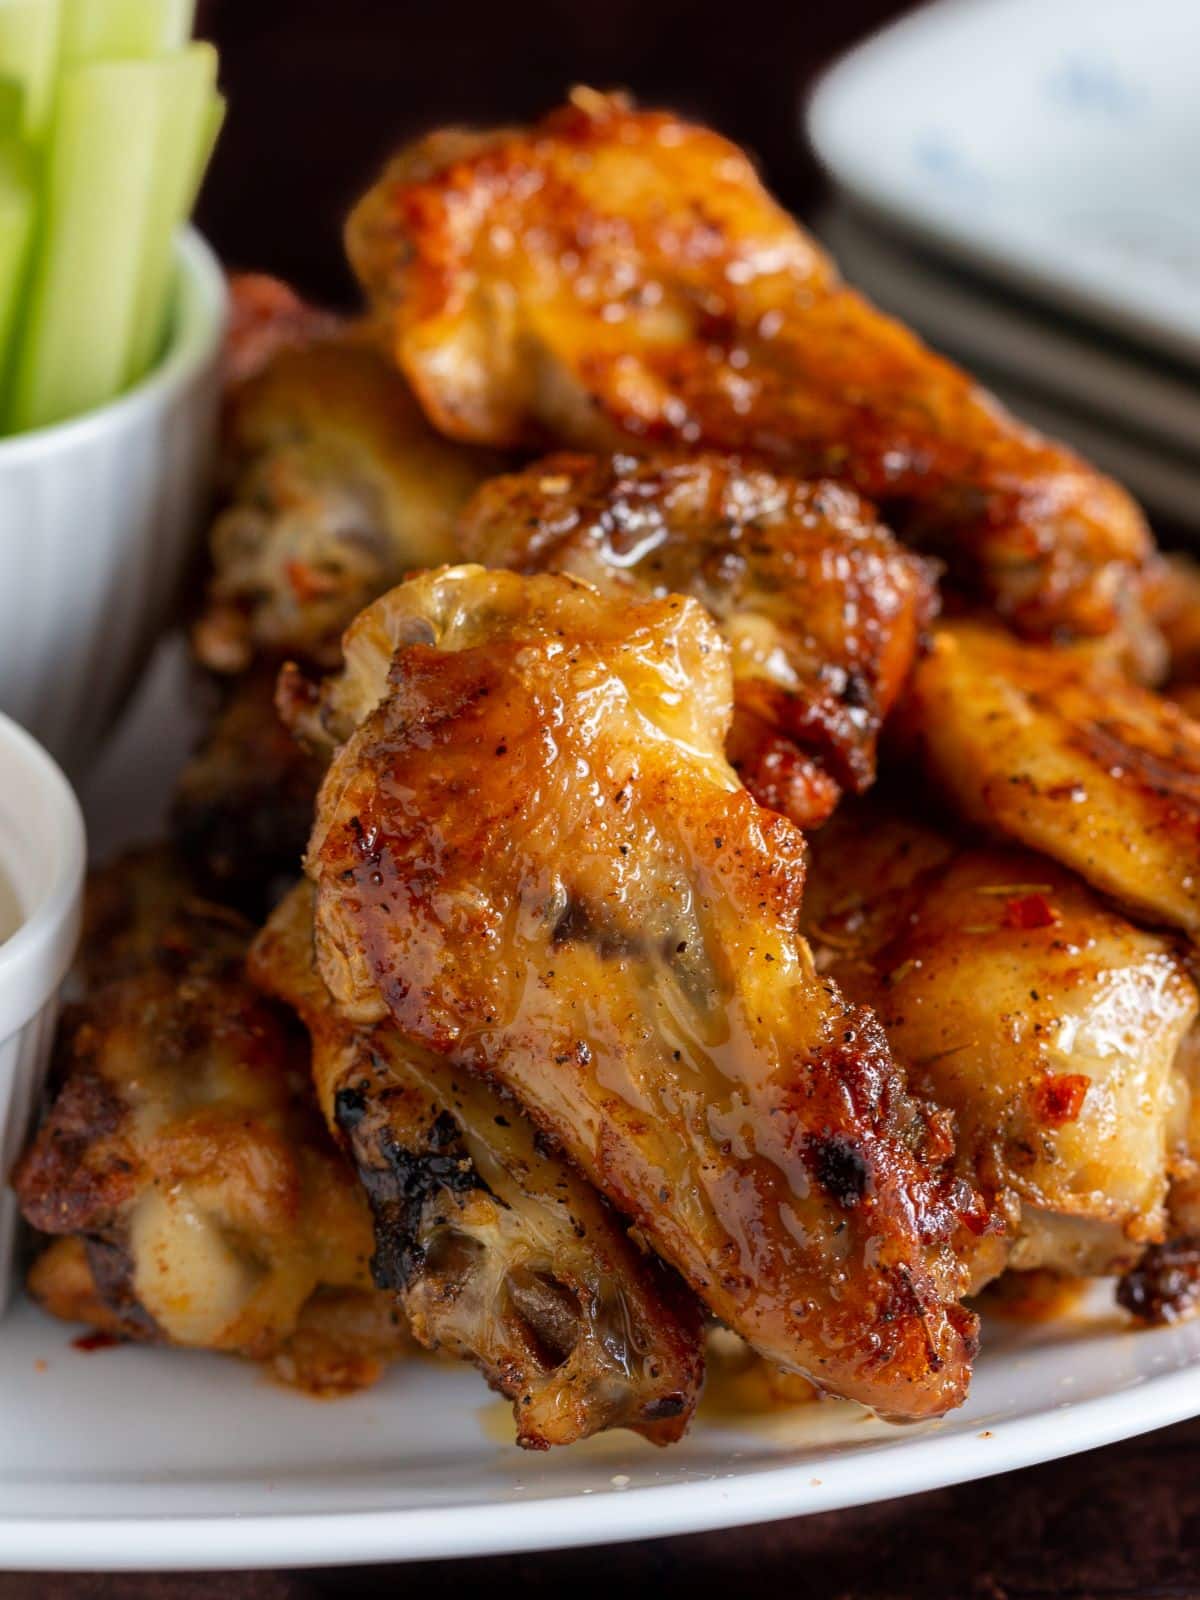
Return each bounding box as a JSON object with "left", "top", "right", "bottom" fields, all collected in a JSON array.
[
  {"left": 0, "top": 74, "right": 23, "bottom": 136},
  {"left": 187, "top": 86, "right": 224, "bottom": 208},
  {"left": 0, "top": 0, "right": 62, "bottom": 140},
  {"left": 0, "top": 140, "right": 34, "bottom": 400},
  {"left": 8, "top": 58, "right": 165, "bottom": 430},
  {"left": 124, "top": 41, "right": 216, "bottom": 382},
  {"left": 59, "top": 0, "right": 195, "bottom": 63}
]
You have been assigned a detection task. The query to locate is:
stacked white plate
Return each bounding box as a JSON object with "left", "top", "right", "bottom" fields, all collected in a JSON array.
[{"left": 806, "top": 0, "right": 1200, "bottom": 529}]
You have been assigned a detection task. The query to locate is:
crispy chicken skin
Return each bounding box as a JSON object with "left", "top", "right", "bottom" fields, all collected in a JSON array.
[
  {"left": 459, "top": 452, "right": 936, "bottom": 829},
  {"left": 347, "top": 90, "right": 1150, "bottom": 640},
  {"left": 170, "top": 668, "right": 325, "bottom": 916},
  {"left": 899, "top": 620, "right": 1200, "bottom": 934},
  {"left": 803, "top": 804, "right": 1198, "bottom": 1283},
  {"left": 251, "top": 884, "right": 704, "bottom": 1449},
  {"left": 193, "top": 331, "right": 500, "bottom": 676},
  {"left": 12, "top": 857, "right": 405, "bottom": 1389},
  {"left": 292, "top": 564, "right": 983, "bottom": 1421}
]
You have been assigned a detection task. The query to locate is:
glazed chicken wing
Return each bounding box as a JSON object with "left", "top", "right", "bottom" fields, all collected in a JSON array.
[
  {"left": 803, "top": 804, "right": 1198, "bottom": 1283},
  {"left": 193, "top": 331, "right": 501, "bottom": 675},
  {"left": 347, "top": 90, "right": 1150, "bottom": 640},
  {"left": 292, "top": 564, "right": 983, "bottom": 1421},
  {"left": 460, "top": 452, "right": 935, "bottom": 828},
  {"left": 899, "top": 620, "right": 1200, "bottom": 934},
  {"left": 12, "top": 855, "right": 407, "bottom": 1393},
  {"left": 251, "top": 883, "right": 704, "bottom": 1449}
]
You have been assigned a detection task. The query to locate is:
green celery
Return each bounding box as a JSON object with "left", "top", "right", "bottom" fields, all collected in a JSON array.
[
  {"left": 8, "top": 57, "right": 166, "bottom": 430},
  {"left": 0, "top": 74, "right": 23, "bottom": 136},
  {"left": 58, "top": 0, "right": 195, "bottom": 63},
  {"left": 0, "top": 0, "right": 62, "bottom": 140},
  {"left": 124, "top": 41, "right": 216, "bottom": 382},
  {"left": 0, "top": 139, "right": 33, "bottom": 402}
]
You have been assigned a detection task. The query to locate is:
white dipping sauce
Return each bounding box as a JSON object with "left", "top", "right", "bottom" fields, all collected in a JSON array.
[{"left": 0, "top": 864, "right": 23, "bottom": 945}]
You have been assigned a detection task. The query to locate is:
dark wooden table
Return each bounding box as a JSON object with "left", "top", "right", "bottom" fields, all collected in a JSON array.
[{"left": 5, "top": 2, "right": 1193, "bottom": 1592}]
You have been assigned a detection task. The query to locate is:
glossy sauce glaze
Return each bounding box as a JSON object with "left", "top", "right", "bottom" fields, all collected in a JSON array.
[{"left": 300, "top": 565, "right": 987, "bottom": 1421}]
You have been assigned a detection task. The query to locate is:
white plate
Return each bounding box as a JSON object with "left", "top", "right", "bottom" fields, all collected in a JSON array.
[
  {"left": 807, "top": 0, "right": 1200, "bottom": 366},
  {"left": 2, "top": 641, "right": 1200, "bottom": 1572},
  {"left": 820, "top": 207, "right": 1200, "bottom": 531}
]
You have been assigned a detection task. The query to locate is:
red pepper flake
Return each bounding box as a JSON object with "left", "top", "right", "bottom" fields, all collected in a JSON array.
[
  {"left": 1032, "top": 1072, "right": 1090, "bottom": 1127},
  {"left": 1004, "top": 893, "right": 1060, "bottom": 931}
]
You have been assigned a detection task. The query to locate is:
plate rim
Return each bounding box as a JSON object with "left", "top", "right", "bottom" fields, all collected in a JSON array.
[{"left": 2, "top": 1354, "right": 1199, "bottom": 1571}]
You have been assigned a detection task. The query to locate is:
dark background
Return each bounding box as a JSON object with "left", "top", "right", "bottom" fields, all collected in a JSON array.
[
  {"left": 192, "top": 0, "right": 907, "bottom": 304},
  {"left": 8, "top": 2, "right": 1198, "bottom": 1595}
]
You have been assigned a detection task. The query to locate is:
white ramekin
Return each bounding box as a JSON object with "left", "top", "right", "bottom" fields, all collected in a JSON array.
[
  {"left": 0, "top": 228, "right": 228, "bottom": 774},
  {"left": 0, "top": 710, "right": 86, "bottom": 1317}
]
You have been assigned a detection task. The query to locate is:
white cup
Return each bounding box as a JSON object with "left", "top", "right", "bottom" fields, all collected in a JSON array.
[
  {"left": 0, "top": 229, "right": 228, "bottom": 774},
  {"left": 0, "top": 710, "right": 86, "bottom": 1317}
]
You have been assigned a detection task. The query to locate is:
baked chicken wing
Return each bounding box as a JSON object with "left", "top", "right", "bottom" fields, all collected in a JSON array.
[
  {"left": 899, "top": 620, "right": 1200, "bottom": 934},
  {"left": 251, "top": 883, "right": 705, "bottom": 1449},
  {"left": 347, "top": 90, "right": 1150, "bottom": 640},
  {"left": 803, "top": 804, "right": 1198, "bottom": 1283},
  {"left": 194, "top": 331, "right": 500, "bottom": 675},
  {"left": 459, "top": 451, "right": 936, "bottom": 828},
  {"left": 292, "top": 564, "right": 983, "bottom": 1421},
  {"left": 12, "top": 855, "right": 406, "bottom": 1392}
]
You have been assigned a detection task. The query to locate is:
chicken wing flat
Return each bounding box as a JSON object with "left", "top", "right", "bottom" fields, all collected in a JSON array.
[
  {"left": 12, "top": 855, "right": 407, "bottom": 1391},
  {"left": 803, "top": 804, "right": 1198, "bottom": 1283},
  {"left": 347, "top": 90, "right": 1150, "bottom": 640},
  {"left": 899, "top": 620, "right": 1200, "bottom": 934},
  {"left": 193, "top": 330, "right": 501, "bottom": 675},
  {"left": 251, "top": 883, "right": 704, "bottom": 1449},
  {"left": 459, "top": 451, "right": 936, "bottom": 828},
  {"left": 294, "top": 564, "right": 983, "bottom": 1421}
]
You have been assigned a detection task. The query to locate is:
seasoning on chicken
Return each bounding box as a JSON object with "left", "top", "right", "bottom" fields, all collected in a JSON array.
[
  {"left": 347, "top": 90, "right": 1150, "bottom": 640},
  {"left": 898, "top": 620, "right": 1200, "bottom": 935},
  {"left": 251, "top": 883, "right": 705, "bottom": 1449},
  {"left": 460, "top": 451, "right": 935, "bottom": 828},
  {"left": 193, "top": 331, "right": 501, "bottom": 676},
  {"left": 803, "top": 802, "right": 1198, "bottom": 1284},
  {"left": 12, "top": 855, "right": 407, "bottom": 1393},
  {"left": 291, "top": 563, "right": 985, "bottom": 1421}
]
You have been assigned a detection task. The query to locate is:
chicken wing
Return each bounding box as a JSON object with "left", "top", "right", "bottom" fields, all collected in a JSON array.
[
  {"left": 251, "top": 882, "right": 705, "bottom": 1449},
  {"left": 193, "top": 330, "right": 501, "bottom": 675},
  {"left": 12, "top": 855, "right": 407, "bottom": 1391},
  {"left": 459, "top": 451, "right": 935, "bottom": 828},
  {"left": 803, "top": 803, "right": 1197, "bottom": 1283},
  {"left": 170, "top": 668, "right": 325, "bottom": 916},
  {"left": 898, "top": 620, "right": 1200, "bottom": 934},
  {"left": 223, "top": 273, "right": 341, "bottom": 387},
  {"left": 347, "top": 90, "right": 1150, "bottom": 640},
  {"left": 292, "top": 564, "right": 983, "bottom": 1421}
]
